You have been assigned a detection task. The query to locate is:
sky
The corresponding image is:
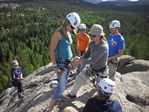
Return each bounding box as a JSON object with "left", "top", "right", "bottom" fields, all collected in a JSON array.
[
  {"left": 100, "top": 0, "right": 139, "bottom": 1},
  {"left": 84, "top": 0, "right": 139, "bottom": 4}
]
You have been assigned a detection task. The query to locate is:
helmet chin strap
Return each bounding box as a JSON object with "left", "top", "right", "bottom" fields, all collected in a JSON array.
[
  {"left": 96, "top": 95, "right": 107, "bottom": 101},
  {"left": 97, "top": 94, "right": 111, "bottom": 101}
]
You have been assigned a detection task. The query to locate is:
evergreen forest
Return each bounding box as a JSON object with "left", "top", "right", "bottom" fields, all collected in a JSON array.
[{"left": 0, "top": 0, "right": 149, "bottom": 93}]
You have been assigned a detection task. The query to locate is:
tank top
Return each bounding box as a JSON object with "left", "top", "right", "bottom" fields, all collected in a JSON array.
[{"left": 56, "top": 29, "right": 73, "bottom": 60}]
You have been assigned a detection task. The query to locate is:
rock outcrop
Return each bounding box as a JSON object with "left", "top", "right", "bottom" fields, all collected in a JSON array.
[
  {"left": 117, "top": 55, "right": 149, "bottom": 74},
  {"left": 0, "top": 55, "right": 149, "bottom": 112}
]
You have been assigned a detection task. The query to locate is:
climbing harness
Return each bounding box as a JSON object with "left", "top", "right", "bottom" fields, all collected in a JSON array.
[{"left": 85, "top": 65, "right": 108, "bottom": 88}]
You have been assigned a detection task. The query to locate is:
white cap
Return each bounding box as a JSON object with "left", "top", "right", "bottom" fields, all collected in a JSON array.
[{"left": 12, "top": 60, "right": 19, "bottom": 65}]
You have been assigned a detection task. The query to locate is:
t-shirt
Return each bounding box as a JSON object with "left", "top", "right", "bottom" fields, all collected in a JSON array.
[
  {"left": 76, "top": 33, "right": 90, "bottom": 52},
  {"left": 108, "top": 34, "right": 125, "bottom": 57},
  {"left": 10, "top": 67, "right": 22, "bottom": 80},
  {"left": 56, "top": 29, "right": 73, "bottom": 60},
  {"left": 83, "top": 40, "right": 108, "bottom": 70},
  {"left": 83, "top": 97, "right": 122, "bottom": 112}
]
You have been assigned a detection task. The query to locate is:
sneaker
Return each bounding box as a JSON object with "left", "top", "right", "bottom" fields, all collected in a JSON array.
[
  {"left": 43, "top": 108, "right": 49, "bottom": 112},
  {"left": 67, "top": 93, "right": 76, "bottom": 99},
  {"left": 18, "top": 93, "right": 24, "bottom": 99}
]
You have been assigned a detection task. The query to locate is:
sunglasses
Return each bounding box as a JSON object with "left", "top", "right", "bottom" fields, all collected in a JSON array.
[
  {"left": 79, "top": 29, "right": 85, "bottom": 31},
  {"left": 90, "top": 34, "right": 97, "bottom": 38}
]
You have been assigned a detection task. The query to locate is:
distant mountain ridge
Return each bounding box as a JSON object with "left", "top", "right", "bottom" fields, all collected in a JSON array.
[
  {"left": 52, "top": 0, "right": 149, "bottom": 12},
  {"left": 1, "top": 0, "right": 149, "bottom": 6}
]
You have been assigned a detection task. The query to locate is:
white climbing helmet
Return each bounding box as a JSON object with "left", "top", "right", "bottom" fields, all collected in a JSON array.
[
  {"left": 79, "top": 23, "right": 87, "bottom": 29},
  {"left": 109, "top": 20, "right": 121, "bottom": 29},
  {"left": 66, "top": 12, "right": 81, "bottom": 29},
  {"left": 97, "top": 78, "right": 115, "bottom": 94}
]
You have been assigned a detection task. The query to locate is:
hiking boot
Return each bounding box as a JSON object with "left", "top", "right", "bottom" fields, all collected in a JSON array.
[
  {"left": 43, "top": 108, "right": 56, "bottom": 112},
  {"left": 58, "top": 95, "right": 70, "bottom": 101},
  {"left": 43, "top": 108, "right": 49, "bottom": 112},
  {"left": 18, "top": 92, "right": 24, "bottom": 99},
  {"left": 67, "top": 93, "right": 76, "bottom": 99}
]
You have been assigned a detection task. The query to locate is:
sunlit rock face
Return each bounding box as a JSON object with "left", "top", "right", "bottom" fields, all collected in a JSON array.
[{"left": 0, "top": 56, "right": 149, "bottom": 112}]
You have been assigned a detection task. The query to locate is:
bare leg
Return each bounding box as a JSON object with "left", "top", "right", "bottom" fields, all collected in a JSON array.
[{"left": 48, "top": 98, "right": 57, "bottom": 112}]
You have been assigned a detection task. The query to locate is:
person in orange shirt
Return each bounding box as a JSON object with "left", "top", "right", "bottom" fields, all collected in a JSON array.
[
  {"left": 75, "top": 23, "right": 91, "bottom": 74},
  {"left": 76, "top": 23, "right": 91, "bottom": 56}
]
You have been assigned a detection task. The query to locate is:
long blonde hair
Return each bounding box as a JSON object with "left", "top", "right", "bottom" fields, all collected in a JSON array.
[
  {"left": 61, "top": 18, "right": 70, "bottom": 31},
  {"left": 60, "top": 18, "right": 71, "bottom": 42}
]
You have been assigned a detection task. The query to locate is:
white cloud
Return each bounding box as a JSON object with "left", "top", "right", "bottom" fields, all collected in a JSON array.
[
  {"left": 83, "top": 0, "right": 139, "bottom": 4},
  {"left": 128, "top": 0, "right": 139, "bottom": 2}
]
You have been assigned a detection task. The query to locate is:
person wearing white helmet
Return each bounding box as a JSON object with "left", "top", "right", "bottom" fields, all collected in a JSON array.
[
  {"left": 108, "top": 20, "right": 125, "bottom": 80},
  {"left": 79, "top": 23, "right": 86, "bottom": 29},
  {"left": 75, "top": 23, "right": 91, "bottom": 74},
  {"left": 63, "top": 78, "right": 122, "bottom": 112},
  {"left": 10, "top": 60, "right": 24, "bottom": 99},
  {"left": 67, "top": 24, "right": 109, "bottom": 99},
  {"left": 109, "top": 20, "right": 121, "bottom": 29},
  {"left": 45, "top": 12, "right": 81, "bottom": 112},
  {"left": 76, "top": 23, "right": 90, "bottom": 56},
  {"left": 66, "top": 12, "right": 81, "bottom": 30}
]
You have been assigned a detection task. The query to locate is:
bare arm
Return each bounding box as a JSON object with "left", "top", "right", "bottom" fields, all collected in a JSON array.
[
  {"left": 13, "top": 73, "right": 16, "bottom": 79},
  {"left": 76, "top": 57, "right": 84, "bottom": 65},
  {"left": 108, "top": 49, "right": 124, "bottom": 61},
  {"left": 71, "top": 56, "right": 84, "bottom": 68},
  {"left": 18, "top": 73, "right": 24, "bottom": 80},
  {"left": 75, "top": 35, "right": 79, "bottom": 52},
  {"left": 49, "top": 31, "right": 61, "bottom": 64},
  {"left": 85, "top": 35, "right": 91, "bottom": 52},
  {"left": 20, "top": 74, "right": 24, "bottom": 79}
]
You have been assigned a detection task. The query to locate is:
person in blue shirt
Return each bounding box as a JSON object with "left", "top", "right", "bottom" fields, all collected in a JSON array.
[
  {"left": 63, "top": 78, "right": 122, "bottom": 112},
  {"left": 45, "top": 12, "right": 81, "bottom": 112},
  {"left": 10, "top": 60, "right": 24, "bottom": 99},
  {"left": 108, "top": 20, "right": 125, "bottom": 80}
]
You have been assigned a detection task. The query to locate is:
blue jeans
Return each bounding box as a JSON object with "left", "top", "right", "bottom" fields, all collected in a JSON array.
[{"left": 51, "top": 69, "right": 70, "bottom": 101}]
